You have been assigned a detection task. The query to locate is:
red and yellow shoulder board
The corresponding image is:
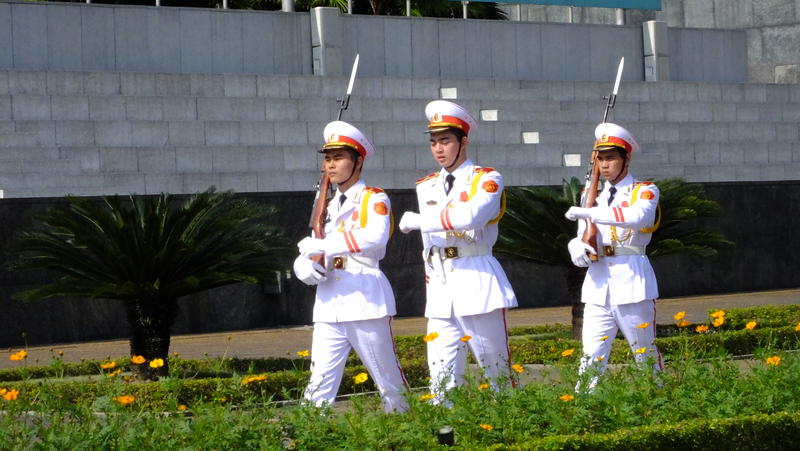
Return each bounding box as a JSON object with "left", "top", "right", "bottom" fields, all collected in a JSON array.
[
  {"left": 473, "top": 167, "right": 496, "bottom": 174},
  {"left": 364, "top": 186, "right": 385, "bottom": 194},
  {"left": 416, "top": 172, "right": 438, "bottom": 184},
  {"left": 634, "top": 181, "right": 653, "bottom": 186}
]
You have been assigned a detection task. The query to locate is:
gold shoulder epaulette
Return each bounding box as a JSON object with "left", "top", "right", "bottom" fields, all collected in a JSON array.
[
  {"left": 634, "top": 181, "right": 653, "bottom": 186},
  {"left": 416, "top": 172, "right": 438, "bottom": 184},
  {"left": 364, "top": 186, "right": 385, "bottom": 194},
  {"left": 473, "top": 166, "right": 495, "bottom": 174}
]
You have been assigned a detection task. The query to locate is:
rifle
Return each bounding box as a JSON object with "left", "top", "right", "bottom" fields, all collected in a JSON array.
[
  {"left": 308, "top": 54, "right": 360, "bottom": 269},
  {"left": 582, "top": 57, "right": 624, "bottom": 260}
]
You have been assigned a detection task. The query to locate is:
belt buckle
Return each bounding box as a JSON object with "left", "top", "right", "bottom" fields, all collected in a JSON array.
[
  {"left": 332, "top": 256, "right": 345, "bottom": 269},
  {"left": 444, "top": 246, "right": 459, "bottom": 259},
  {"left": 603, "top": 245, "right": 615, "bottom": 257}
]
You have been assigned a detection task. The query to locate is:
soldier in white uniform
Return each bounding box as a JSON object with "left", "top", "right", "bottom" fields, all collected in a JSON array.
[
  {"left": 565, "top": 122, "right": 664, "bottom": 391},
  {"left": 293, "top": 120, "right": 408, "bottom": 412},
  {"left": 399, "top": 100, "right": 518, "bottom": 403}
]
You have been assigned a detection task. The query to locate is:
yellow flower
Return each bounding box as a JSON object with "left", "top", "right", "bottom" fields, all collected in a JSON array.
[
  {"left": 795, "top": 322, "right": 800, "bottom": 331},
  {"left": 637, "top": 322, "right": 650, "bottom": 329},
  {"left": 635, "top": 347, "right": 647, "bottom": 354},
  {"left": 460, "top": 335, "right": 472, "bottom": 342},
  {"left": 100, "top": 361, "right": 117, "bottom": 370},
  {"left": 423, "top": 332, "right": 439, "bottom": 342},
  {"left": 673, "top": 311, "right": 686, "bottom": 320},
  {"left": 710, "top": 310, "right": 726, "bottom": 319},
  {"left": 599, "top": 335, "right": 608, "bottom": 341},
  {"left": 107, "top": 369, "right": 122, "bottom": 377},
  {"left": 217, "top": 397, "right": 227, "bottom": 404},
  {"left": 676, "top": 319, "right": 691, "bottom": 328},
  {"left": 177, "top": 404, "right": 187, "bottom": 411},
  {"left": 596, "top": 356, "right": 604, "bottom": 362},
  {"left": 0, "top": 388, "right": 6, "bottom": 395},
  {"left": 418, "top": 393, "right": 435, "bottom": 401},
  {"left": 9, "top": 350, "right": 27, "bottom": 361},
  {"left": 561, "top": 348, "right": 575, "bottom": 357},
  {"left": 2, "top": 389, "right": 19, "bottom": 401},
  {"left": 115, "top": 395, "right": 135, "bottom": 405},
  {"left": 559, "top": 394, "right": 574, "bottom": 402},
  {"left": 353, "top": 372, "right": 369, "bottom": 384},
  {"left": 745, "top": 321, "right": 757, "bottom": 330},
  {"left": 242, "top": 374, "right": 267, "bottom": 385},
  {"left": 478, "top": 383, "right": 489, "bottom": 390},
  {"left": 296, "top": 350, "right": 310, "bottom": 358},
  {"left": 713, "top": 317, "right": 725, "bottom": 327},
  {"left": 130, "top": 355, "right": 146, "bottom": 365},
  {"left": 149, "top": 358, "right": 164, "bottom": 369},
  {"left": 766, "top": 356, "right": 782, "bottom": 366},
  {"left": 479, "top": 424, "right": 493, "bottom": 431},
  {"left": 511, "top": 364, "right": 524, "bottom": 374},
  {"left": 696, "top": 324, "right": 709, "bottom": 333}
]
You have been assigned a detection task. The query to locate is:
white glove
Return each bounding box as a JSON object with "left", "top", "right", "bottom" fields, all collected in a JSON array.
[
  {"left": 399, "top": 212, "right": 421, "bottom": 233},
  {"left": 298, "top": 236, "right": 327, "bottom": 257},
  {"left": 293, "top": 255, "right": 327, "bottom": 285},
  {"left": 568, "top": 237, "right": 596, "bottom": 267},
  {"left": 565, "top": 206, "right": 592, "bottom": 222}
]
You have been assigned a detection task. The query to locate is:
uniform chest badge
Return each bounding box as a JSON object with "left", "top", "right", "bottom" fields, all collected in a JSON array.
[
  {"left": 621, "top": 201, "right": 629, "bottom": 207},
  {"left": 351, "top": 211, "right": 359, "bottom": 221},
  {"left": 460, "top": 191, "right": 468, "bottom": 202},
  {"left": 426, "top": 200, "right": 437, "bottom": 206}
]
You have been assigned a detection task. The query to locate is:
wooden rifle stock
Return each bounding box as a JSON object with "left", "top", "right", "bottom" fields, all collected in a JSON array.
[
  {"left": 581, "top": 150, "right": 600, "bottom": 261},
  {"left": 308, "top": 170, "right": 331, "bottom": 270}
]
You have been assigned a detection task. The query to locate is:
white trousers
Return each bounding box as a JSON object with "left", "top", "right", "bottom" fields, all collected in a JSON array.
[
  {"left": 426, "top": 308, "right": 513, "bottom": 401},
  {"left": 304, "top": 316, "right": 408, "bottom": 412},
  {"left": 578, "top": 297, "right": 664, "bottom": 391}
]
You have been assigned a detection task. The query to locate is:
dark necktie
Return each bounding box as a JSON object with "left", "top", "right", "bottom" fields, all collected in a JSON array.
[
  {"left": 444, "top": 174, "right": 455, "bottom": 195},
  {"left": 607, "top": 187, "right": 617, "bottom": 206},
  {"left": 338, "top": 194, "right": 347, "bottom": 208}
]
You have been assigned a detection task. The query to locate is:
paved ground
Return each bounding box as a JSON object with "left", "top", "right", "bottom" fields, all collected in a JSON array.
[{"left": 2, "top": 289, "right": 798, "bottom": 370}]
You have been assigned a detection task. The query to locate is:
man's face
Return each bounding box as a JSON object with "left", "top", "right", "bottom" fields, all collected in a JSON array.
[
  {"left": 596, "top": 149, "right": 629, "bottom": 182},
  {"left": 323, "top": 148, "right": 360, "bottom": 185},
  {"left": 429, "top": 130, "right": 466, "bottom": 169}
]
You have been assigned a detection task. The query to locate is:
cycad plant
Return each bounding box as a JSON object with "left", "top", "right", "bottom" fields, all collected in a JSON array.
[
  {"left": 496, "top": 177, "right": 733, "bottom": 338},
  {"left": 10, "top": 189, "right": 288, "bottom": 379}
]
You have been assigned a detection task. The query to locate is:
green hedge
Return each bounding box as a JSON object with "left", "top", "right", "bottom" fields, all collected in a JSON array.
[{"left": 493, "top": 411, "right": 800, "bottom": 450}]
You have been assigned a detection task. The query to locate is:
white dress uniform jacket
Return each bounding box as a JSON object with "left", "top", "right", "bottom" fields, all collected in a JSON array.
[
  {"left": 577, "top": 174, "right": 660, "bottom": 305},
  {"left": 313, "top": 180, "right": 396, "bottom": 323},
  {"left": 415, "top": 159, "right": 517, "bottom": 318}
]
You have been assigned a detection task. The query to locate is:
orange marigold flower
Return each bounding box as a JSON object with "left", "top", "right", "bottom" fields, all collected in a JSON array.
[
  {"left": 795, "top": 322, "right": 800, "bottom": 332},
  {"left": 130, "top": 355, "right": 146, "bottom": 365},
  {"left": 353, "top": 372, "right": 369, "bottom": 384},
  {"left": 149, "top": 358, "right": 164, "bottom": 369},
  {"left": 673, "top": 311, "right": 686, "bottom": 320},
  {"left": 559, "top": 394, "right": 574, "bottom": 402},
  {"left": 423, "top": 332, "right": 439, "bottom": 342},
  {"left": 2, "top": 389, "right": 19, "bottom": 401},
  {"left": 107, "top": 369, "right": 122, "bottom": 377},
  {"left": 561, "top": 348, "right": 575, "bottom": 357},
  {"left": 511, "top": 364, "right": 524, "bottom": 374},
  {"left": 100, "top": 361, "right": 117, "bottom": 370},
  {"left": 460, "top": 335, "right": 472, "bottom": 342},
  {"left": 296, "top": 350, "right": 310, "bottom": 358},
  {"left": 478, "top": 383, "right": 489, "bottom": 390},
  {"left": 676, "top": 319, "right": 691, "bottom": 328},
  {"left": 635, "top": 347, "right": 647, "bottom": 354},
  {"left": 710, "top": 310, "right": 726, "bottom": 319},
  {"left": 9, "top": 350, "right": 27, "bottom": 361},
  {"left": 479, "top": 424, "right": 493, "bottom": 431},
  {"left": 713, "top": 317, "right": 725, "bottom": 327},
  {"left": 0, "top": 388, "right": 6, "bottom": 395},
  {"left": 696, "top": 324, "right": 709, "bottom": 333},
  {"left": 177, "top": 404, "right": 187, "bottom": 411},
  {"left": 242, "top": 374, "right": 267, "bottom": 385},
  {"left": 766, "top": 356, "right": 782, "bottom": 366},
  {"left": 745, "top": 321, "right": 757, "bottom": 330},
  {"left": 115, "top": 395, "right": 135, "bottom": 405},
  {"left": 418, "top": 393, "right": 435, "bottom": 401},
  {"left": 637, "top": 322, "right": 650, "bottom": 329}
]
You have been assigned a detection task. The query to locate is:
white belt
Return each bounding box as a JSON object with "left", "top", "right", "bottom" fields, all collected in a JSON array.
[
  {"left": 600, "top": 245, "right": 646, "bottom": 257},
  {"left": 330, "top": 255, "right": 379, "bottom": 270},
  {"left": 425, "top": 244, "right": 493, "bottom": 284}
]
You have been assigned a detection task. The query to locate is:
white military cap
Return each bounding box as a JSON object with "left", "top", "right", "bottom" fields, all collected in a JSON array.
[
  {"left": 425, "top": 100, "right": 478, "bottom": 135},
  {"left": 593, "top": 122, "right": 639, "bottom": 154},
  {"left": 321, "top": 120, "right": 375, "bottom": 161}
]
